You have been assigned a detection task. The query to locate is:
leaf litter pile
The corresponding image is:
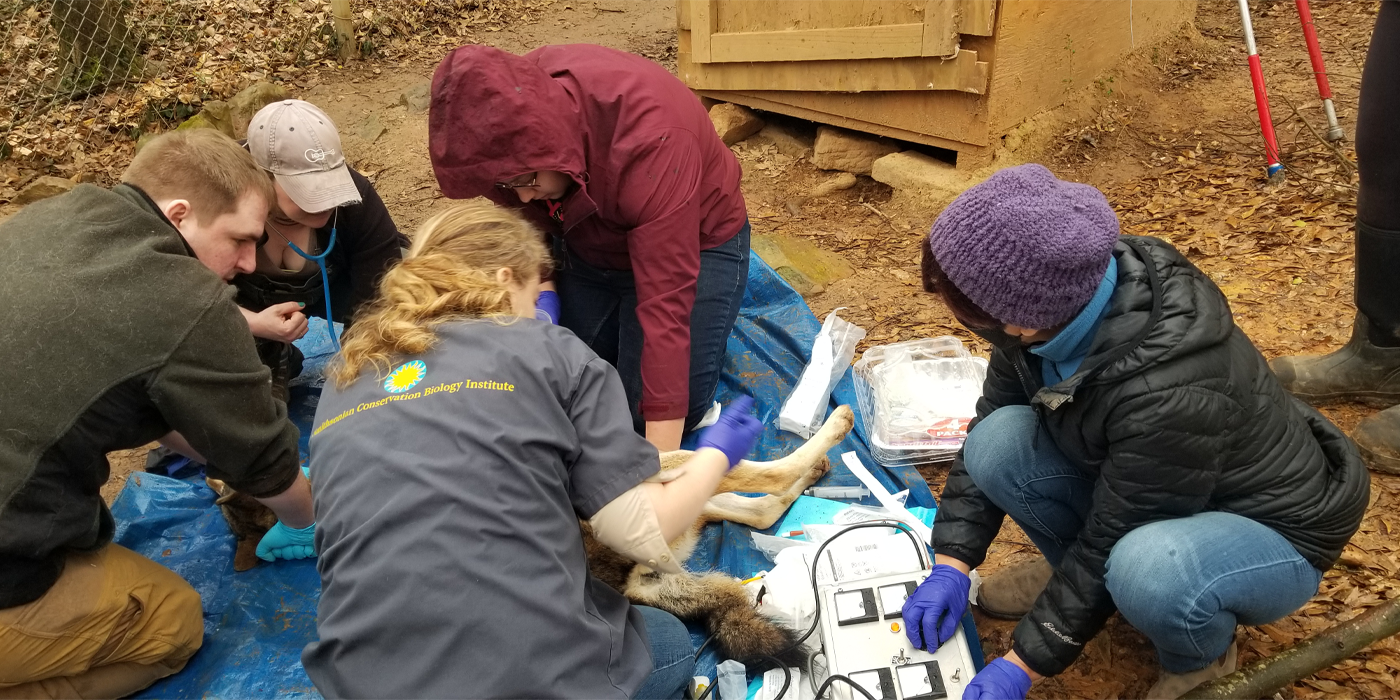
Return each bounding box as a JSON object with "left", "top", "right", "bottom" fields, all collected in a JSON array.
[
  {"left": 4, "top": 0, "right": 1400, "bottom": 697},
  {"left": 0, "top": 0, "right": 548, "bottom": 198}
]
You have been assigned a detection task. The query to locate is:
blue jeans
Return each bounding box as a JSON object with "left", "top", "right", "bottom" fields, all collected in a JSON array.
[
  {"left": 633, "top": 606, "right": 695, "bottom": 700},
  {"left": 556, "top": 222, "right": 751, "bottom": 433},
  {"left": 963, "top": 406, "right": 1325, "bottom": 673}
]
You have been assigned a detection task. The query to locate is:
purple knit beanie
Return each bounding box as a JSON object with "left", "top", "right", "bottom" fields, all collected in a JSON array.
[{"left": 928, "top": 164, "right": 1119, "bottom": 329}]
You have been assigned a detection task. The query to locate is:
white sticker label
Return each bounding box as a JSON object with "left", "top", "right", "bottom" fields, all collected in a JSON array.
[
  {"left": 849, "top": 670, "right": 884, "bottom": 699},
  {"left": 834, "top": 590, "right": 868, "bottom": 621},
  {"left": 878, "top": 584, "right": 910, "bottom": 616},
  {"left": 896, "top": 664, "right": 934, "bottom": 697}
]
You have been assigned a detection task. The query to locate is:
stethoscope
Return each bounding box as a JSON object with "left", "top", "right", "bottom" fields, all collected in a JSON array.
[{"left": 266, "top": 209, "right": 340, "bottom": 350}]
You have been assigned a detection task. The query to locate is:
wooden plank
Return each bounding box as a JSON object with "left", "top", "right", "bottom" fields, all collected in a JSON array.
[
  {"left": 717, "top": 1, "right": 925, "bottom": 33},
  {"left": 691, "top": 0, "right": 715, "bottom": 63},
  {"left": 959, "top": 0, "right": 997, "bottom": 36},
  {"left": 680, "top": 49, "right": 989, "bottom": 93},
  {"left": 986, "top": 0, "right": 1195, "bottom": 134},
  {"left": 677, "top": 0, "right": 691, "bottom": 31},
  {"left": 695, "top": 87, "right": 990, "bottom": 149},
  {"left": 922, "top": 0, "right": 958, "bottom": 57},
  {"left": 708, "top": 23, "right": 926, "bottom": 63}
]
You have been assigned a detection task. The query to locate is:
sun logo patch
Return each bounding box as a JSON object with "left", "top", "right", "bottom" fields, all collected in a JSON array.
[{"left": 384, "top": 360, "right": 427, "bottom": 394}]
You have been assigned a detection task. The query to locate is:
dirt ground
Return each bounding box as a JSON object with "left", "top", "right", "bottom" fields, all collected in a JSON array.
[{"left": 87, "top": 0, "right": 1400, "bottom": 697}]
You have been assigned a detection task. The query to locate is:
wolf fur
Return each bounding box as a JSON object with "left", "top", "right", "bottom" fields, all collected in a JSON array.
[
  {"left": 208, "top": 405, "right": 856, "bottom": 663},
  {"left": 583, "top": 405, "right": 855, "bottom": 663}
]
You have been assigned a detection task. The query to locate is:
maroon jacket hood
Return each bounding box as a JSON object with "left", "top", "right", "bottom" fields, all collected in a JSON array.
[{"left": 429, "top": 45, "right": 585, "bottom": 198}]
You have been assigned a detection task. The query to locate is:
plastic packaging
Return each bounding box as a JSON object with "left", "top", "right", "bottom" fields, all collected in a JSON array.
[
  {"left": 853, "top": 337, "right": 987, "bottom": 468},
  {"left": 803, "top": 485, "right": 871, "bottom": 500},
  {"left": 756, "top": 666, "right": 807, "bottom": 700},
  {"left": 752, "top": 531, "right": 810, "bottom": 561},
  {"left": 755, "top": 547, "right": 820, "bottom": 640},
  {"left": 779, "top": 310, "right": 866, "bottom": 438},
  {"left": 718, "top": 660, "right": 748, "bottom": 700}
]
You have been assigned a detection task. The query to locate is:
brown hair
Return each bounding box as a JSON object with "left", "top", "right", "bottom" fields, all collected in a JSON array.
[
  {"left": 122, "top": 129, "right": 274, "bottom": 223},
  {"left": 921, "top": 239, "right": 1000, "bottom": 330},
  {"left": 330, "top": 199, "right": 550, "bottom": 388}
]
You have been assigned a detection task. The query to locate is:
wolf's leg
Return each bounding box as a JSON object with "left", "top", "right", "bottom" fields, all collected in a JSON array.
[
  {"left": 716, "top": 405, "right": 854, "bottom": 495},
  {"left": 698, "top": 452, "right": 828, "bottom": 530}
]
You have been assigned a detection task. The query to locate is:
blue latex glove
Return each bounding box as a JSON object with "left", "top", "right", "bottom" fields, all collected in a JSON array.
[
  {"left": 535, "top": 290, "right": 561, "bottom": 324},
  {"left": 695, "top": 395, "right": 763, "bottom": 468},
  {"left": 256, "top": 521, "right": 317, "bottom": 562},
  {"left": 902, "top": 564, "right": 971, "bottom": 651},
  {"left": 963, "top": 658, "right": 1032, "bottom": 700}
]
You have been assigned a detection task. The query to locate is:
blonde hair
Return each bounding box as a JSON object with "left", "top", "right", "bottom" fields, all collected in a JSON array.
[
  {"left": 331, "top": 199, "right": 549, "bottom": 388},
  {"left": 123, "top": 129, "right": 274, "bottom": 222}
]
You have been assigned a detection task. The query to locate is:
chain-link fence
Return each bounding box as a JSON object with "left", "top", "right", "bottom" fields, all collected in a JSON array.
[{"left": 0, "top": 0, "right": 546, "bottom": 188}]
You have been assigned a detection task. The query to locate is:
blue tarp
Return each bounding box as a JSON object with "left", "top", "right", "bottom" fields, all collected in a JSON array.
[{"left": 113, "top": 257, "right": 945, "bottom": 698}]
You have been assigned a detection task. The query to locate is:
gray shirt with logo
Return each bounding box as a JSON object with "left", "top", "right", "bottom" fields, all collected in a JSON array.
[{"left": 302, "top": 319, "right": 661, "bottom": 698}]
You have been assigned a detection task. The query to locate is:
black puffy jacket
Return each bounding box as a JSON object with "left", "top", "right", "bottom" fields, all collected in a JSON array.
[{"left": 931, "top": 236, "right": 1369, "bottom": 677}]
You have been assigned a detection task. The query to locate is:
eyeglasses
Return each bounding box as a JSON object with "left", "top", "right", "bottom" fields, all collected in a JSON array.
[{"left": 494, "top": 172, "right": 538, "bottom": 190}]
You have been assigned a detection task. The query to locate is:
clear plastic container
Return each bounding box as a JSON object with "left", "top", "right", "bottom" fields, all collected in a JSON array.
[{"left": 853, "top": 337, "right": 987, "bottom": 468}]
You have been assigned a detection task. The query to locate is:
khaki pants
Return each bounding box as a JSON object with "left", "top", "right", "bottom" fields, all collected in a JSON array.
[{"left": 0, "top": 545, "right": 204, "bottom": 699}]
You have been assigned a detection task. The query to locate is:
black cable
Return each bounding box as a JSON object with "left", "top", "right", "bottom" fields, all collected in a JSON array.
[
  {"left": 694, "top": 635, "right": 715, "bottom": 662},
  {"left": 814, "top": 673, "right": 878, "bottom": 700}
]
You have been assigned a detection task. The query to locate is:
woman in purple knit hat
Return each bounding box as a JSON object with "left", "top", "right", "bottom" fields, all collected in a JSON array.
[{"left": 901, "top": 164, "right": 1368, "bottom": 699}]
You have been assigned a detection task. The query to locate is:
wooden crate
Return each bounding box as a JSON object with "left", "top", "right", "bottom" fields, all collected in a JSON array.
[{"left": 678, "top": 0, "right": 1196, "bottom": 167}]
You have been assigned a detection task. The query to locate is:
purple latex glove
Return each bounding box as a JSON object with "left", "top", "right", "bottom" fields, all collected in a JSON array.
[
  {"left": 535, "top": 290, "right": 560, "bottom": 324},
  {"left": 696, "top": 395, "right": 763, "bottom": 468},
  {"left": 902, "top": 564, "right": 971, "bottom": 651},
  {"left": 963, "top": 658, "right": 1032, "bottom": 700}
]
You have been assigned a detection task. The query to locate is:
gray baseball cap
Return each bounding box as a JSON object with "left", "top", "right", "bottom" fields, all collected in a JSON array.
[{"left": 247, "top": 99, "right": 361, "bottom": 213}]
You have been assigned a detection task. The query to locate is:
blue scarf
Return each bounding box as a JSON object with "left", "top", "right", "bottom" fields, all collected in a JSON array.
[{"left": 1030, "top": 257, "right": 1118, "bottom": 386}]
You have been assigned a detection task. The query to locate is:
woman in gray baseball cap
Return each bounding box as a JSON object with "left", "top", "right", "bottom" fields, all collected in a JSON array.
[{"left": 235, "top": 99, "right": 407, "bottom": 399}]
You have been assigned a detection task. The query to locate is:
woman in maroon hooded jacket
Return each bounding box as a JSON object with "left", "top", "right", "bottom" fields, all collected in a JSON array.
[{"left": 428, "top": 43, "right": 749, "bottom": 452}]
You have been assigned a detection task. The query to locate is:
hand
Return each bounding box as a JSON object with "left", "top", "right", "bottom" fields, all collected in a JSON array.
[
  {"left": 255, "top": 521, "right": 317, "bottom": 561},
  {"left": 695, "top": 395, "right": 763, "bottom": 468},
  {"left": 247, "top": 302, "right": 309, "bottom": 343},
  {"left": 963, "top": 658, "right": 1032, "bottom": 700},
  {"left": 902, "top": 564, "right": 971, "bottom": 651},
  {"left": 535, "top": 290, "right": 561, "bottom": 324}
]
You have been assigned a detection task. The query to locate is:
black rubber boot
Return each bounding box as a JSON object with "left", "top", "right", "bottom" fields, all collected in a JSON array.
[
  {"left": 1268, "top": 314, "right": 1400, "bottom": 407},
  {"left": 1354, "top": 405, "right": 1400, "bottom": 475}
]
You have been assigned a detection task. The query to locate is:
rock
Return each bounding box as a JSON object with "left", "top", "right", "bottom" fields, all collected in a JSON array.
[
  {"left": 359, "top": 115, "right": 387, "bottom": 143},
  {"left": 870, "top": 150, "right": 971, "bottom": 198},
  {"left": 810, "top": 172, "right": 858, "bottom": 198},
  {"left": 399, "top": 82, "right": 431, "bottom": 112},
  {"left": 752, "top": 122, "right": 815, "bottom": 160},
  {"left": 773, "top": 265, "right": 824, "bottom": 296},
  {"left": 176, "top": 107, "right": 234, "bottom": 138},
  {"left": 811, "top": 126, "right": 900, "bottom": 175},
  {"left": 72, "top": 171, "right": 100, "bottom": 184},
  {"left": 227, "top": 82, "right": 290, "bottom": 138},
  {"left": 709, "top": 103, "right": 764, "bottom": 146},
  {"left": 750, "top": 233, "right": 855, "bottom": 293},
  {"left": 12, "top": 176, "right": 76, "bottom": 205}
]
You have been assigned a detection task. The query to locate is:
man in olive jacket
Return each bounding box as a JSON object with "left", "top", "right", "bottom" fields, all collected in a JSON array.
[{"left": 0, "top": 129, "right": 316, "bottom": 698}]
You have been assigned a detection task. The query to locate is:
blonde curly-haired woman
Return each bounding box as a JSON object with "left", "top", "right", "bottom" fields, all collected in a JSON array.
[{"left": 301, "top": 200, "right": 762, "bottom": 699}]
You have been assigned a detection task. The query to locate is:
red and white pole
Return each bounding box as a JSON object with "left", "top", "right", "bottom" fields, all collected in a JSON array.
[
  {"left": 1237, "top": 0, "right": 1285, "bottom": 183},
  {"left": 1295, "top": 0, "right": 1345, "bottom": 141}
]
